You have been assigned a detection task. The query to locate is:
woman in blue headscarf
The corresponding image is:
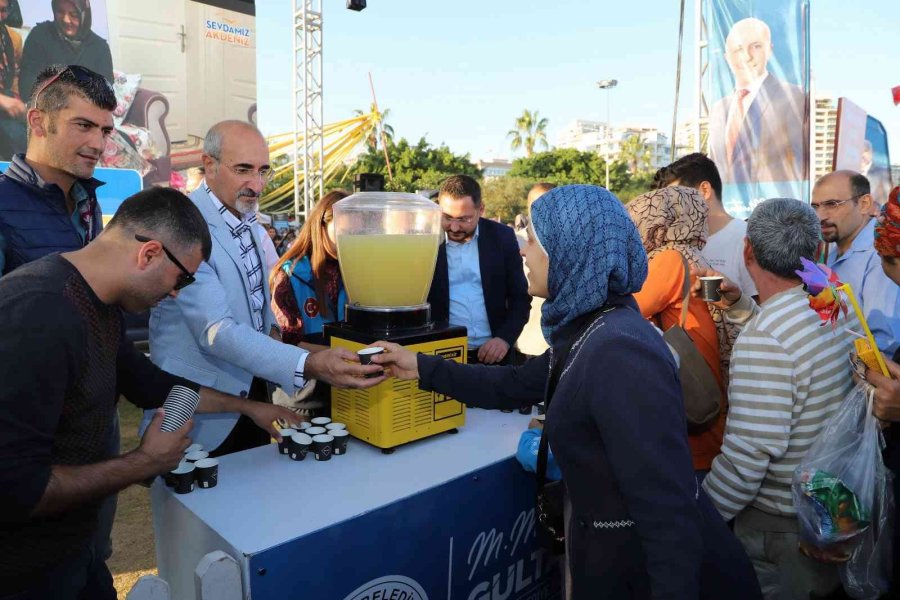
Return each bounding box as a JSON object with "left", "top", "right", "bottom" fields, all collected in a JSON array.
[{"left": 376, "top": 185, "right": 760, "bottom": 600}]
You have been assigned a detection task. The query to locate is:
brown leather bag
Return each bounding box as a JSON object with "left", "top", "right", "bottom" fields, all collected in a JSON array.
[{"left": 661, "top": 256, "right": 722, "bottom": 430}]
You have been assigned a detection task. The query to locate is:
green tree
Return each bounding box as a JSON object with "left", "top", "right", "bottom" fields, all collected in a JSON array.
[
  {"left": 352, "top": 137, "right": 480, "bottom": 192},
  {"left": 507, "top": 148, "right": 632, "bottom": 190},
  {"left": 482, "top": 176, "right": 533, "bottom": 224},
  {"left": 353, "top": 103, "right": 395, "bottom": 152},
  {"left": 507, "top": 109, "right": 549, "bottom": 157},
  {"left": 618, "top": 134, "right": 653, "bottom": 176}
]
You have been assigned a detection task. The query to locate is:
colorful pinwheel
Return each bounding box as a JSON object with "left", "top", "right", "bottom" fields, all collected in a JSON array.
[{"left": 795, "top": 257, "right": 847, "bottom": 328}]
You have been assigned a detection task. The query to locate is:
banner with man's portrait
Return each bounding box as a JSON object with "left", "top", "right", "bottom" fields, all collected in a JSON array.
[
  {"left": 706, "top": 0, "right": 811, "bottom": 218},
  {"left": 833, "top": 97, "right": 894, "bottom": 210}
]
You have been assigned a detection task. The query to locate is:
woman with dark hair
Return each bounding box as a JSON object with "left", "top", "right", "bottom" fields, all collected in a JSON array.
[
  {"left": 375, "top": 185, "right": 761, "bottom": 599},
  {"left": 18, "top": 0, "right": 113, "bottom": 98},
  {"left": 0, "top": 0, "right": 25, "bottom": 158},
  {"left": 269, "top": 190, "right": 350, "bottom": 417}
]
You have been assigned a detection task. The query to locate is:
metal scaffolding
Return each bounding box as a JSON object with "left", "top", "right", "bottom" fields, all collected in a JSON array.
[
  {"left": 292, "top": 0, "right": 324, "bottom": 221},
  {"left": 694, "top": 0, "right": 710, "bottom": 153}
]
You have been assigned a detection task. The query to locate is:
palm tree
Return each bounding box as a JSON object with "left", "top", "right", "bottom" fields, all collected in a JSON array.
[
  {"left": 507, "top": 109, "right": 549, "bottom": 157},
  {"left": 617, "top": 134, "right": 652, "bottom": 175},
  {"left": 353, "top": 103, "right": 395, "bottom": 152}
]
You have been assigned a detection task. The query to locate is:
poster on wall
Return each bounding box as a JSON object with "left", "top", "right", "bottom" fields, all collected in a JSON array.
[
  {"left": 1, "top": 0, "right": 160, "bottom": 182},
  {"left": 706, "top": 0, "right": 811, "bottom": 218},
  {"left": 833, "top": 97, "right": 894, "bottom": 209}
]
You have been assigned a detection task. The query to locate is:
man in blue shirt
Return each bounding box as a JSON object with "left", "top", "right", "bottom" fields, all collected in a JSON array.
[
  {"left": 0, "top": 64, "right": 115, "bottom": 275},
  {"left": 815, "top": 170, "right": 900, "bottom": 354},
  {"left": 428, "top": 175, "right": 531, "bottom": 365}
]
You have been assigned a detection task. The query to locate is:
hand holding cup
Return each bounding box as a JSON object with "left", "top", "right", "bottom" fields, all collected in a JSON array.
[{"left": 690, "top": 267, "right": 742, "bottom": 310}]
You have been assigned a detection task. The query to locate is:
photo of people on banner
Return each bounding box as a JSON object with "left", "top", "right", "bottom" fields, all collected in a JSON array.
[
  {"left": 707, "top": 0, "right": 810, "bottom": 218},
  {"left": 832, "top": 97, "right": 894, "bottom": 210},
  {"left": 0, "top": 0, "right": 258, "bottom": 186}
]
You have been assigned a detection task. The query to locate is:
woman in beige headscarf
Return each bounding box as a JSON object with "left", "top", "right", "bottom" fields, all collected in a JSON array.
[{"left": 627, "top": 186, "right": 740, "bottom": 473}]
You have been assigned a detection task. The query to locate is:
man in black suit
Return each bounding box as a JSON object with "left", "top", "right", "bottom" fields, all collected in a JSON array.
[
  {"left": 428, "top": 175, "right": 531, "bottom": 365},
  {"left": 708, "top": 17, "right": 808, "bottom": 185}
]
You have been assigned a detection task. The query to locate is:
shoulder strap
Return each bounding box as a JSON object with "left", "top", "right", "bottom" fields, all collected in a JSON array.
[
  {"left": 536, "top": 306, "right": 611, "bottom": 490},
  {"left": 677, "top": 255, "right": 691, "bottom": 328}
]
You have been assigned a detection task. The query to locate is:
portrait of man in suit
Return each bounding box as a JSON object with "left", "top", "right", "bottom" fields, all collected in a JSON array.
[{"left": 708, "top": 17, "right": 808, "bottom": 185}]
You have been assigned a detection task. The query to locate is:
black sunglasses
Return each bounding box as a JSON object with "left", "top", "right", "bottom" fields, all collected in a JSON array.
[
  {"left": 135, "top": 234, "right": 196, "bottom": 290},
  {"left": 34, "top": 65, "right": 114, "bottom": 104}
]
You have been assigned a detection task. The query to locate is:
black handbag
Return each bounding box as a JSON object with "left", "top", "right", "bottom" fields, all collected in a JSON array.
[{"left": 535, "top": 307, "right": 612, "bottom": 556}]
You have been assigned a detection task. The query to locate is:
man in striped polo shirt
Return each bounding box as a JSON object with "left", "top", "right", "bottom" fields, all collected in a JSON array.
[{"left": 701, "top": 198, "right": 856, "bottom": 599}]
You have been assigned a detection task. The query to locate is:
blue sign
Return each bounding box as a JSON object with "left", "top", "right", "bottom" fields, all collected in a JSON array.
[
  {"left": 0, "top": 163, "right": 143, "bottom": 218},
  {"left": 248, "top": 458, "right": 562, "bottom": 600},
  {"left": 706, "top": 0, "right": 811, "bottom": 217}
]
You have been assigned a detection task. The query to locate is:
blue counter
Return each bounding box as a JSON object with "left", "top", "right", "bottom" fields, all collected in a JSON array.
[{"left": 152, "top": 408, "right": 562, "bottom": 600}]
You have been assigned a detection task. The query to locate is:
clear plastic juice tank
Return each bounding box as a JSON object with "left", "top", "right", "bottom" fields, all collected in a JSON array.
[{"left": 332, "top": 192, "right": 441, "bottom": 308}]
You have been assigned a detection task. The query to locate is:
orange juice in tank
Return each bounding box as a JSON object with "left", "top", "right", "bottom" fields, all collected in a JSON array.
[
  {"left": 333, "top": 192, "right": 442, "bottom": 309},
  {"left": 327, "top": 192, "right": 467, "bottom": 452}
]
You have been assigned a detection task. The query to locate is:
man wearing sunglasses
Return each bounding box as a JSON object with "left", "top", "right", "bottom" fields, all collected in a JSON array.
[
  {"left": 814, "top": 170, "right": 900, "bottom": 354},
  {"left": 147, "top": 120, "right": 384, "bottom": 457},
  {"left": 0, "top": 64, "right": 115, "bottom": 276},
  {"left": 0, "top": 188, "right": 301, "bottom": 600}
]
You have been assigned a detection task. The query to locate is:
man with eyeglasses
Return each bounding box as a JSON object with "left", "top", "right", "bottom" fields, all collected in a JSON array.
[
  {"left": 147, "top": 120, "right": 384, "bottom": 456},
  {"left": 0, "top": 188, "right": 301, "bottom": 600},
  {"left": 428, "top": 174, "right": 531, "bottom": 367},
  {"left": 814, "top": 170, "right": 900, "bottom": 354},
  {"left": 0, "top": 64, "right": 114, "bottom": 276}
]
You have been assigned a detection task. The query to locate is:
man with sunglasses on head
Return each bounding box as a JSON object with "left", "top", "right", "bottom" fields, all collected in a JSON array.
[
  {"left": 146, "top": 120, "right": 384, "bottom": 457},
  {"left": 0, "top": 188, "right": 301, "bottom": 600},
  {"left": 0, "top": 64, "right": 113, "bottom": 275},
  {"left": 814, "top": 170, "right": 900, "bottom": 354}
]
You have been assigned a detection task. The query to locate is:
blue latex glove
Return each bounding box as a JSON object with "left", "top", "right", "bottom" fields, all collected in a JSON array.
[{"left": 516, "top": 427, "right": 561, "bottom": 481}]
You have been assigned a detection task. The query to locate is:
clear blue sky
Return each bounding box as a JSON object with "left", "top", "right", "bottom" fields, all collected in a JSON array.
[{"left": 256, "top": 0, "right": 900, "bottom": 164}]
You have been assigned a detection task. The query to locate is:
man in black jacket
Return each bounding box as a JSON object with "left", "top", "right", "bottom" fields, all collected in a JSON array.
[
  {"left": 0, "top": 188, "right": 298, "bottom": 600},
  {"left": 428, "top": 175, "right": 531, "bottom": 365}
]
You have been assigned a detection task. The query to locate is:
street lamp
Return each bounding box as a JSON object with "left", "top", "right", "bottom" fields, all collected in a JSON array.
[{"left": 597, "top": 79, "right": 618, "bottom": 190}]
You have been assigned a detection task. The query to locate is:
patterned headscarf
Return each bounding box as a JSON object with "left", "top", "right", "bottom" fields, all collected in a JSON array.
[
  {"left": 626, "top": 186, "right": 709, "bottom": 268},
  {"left": 627, "top": 185, "right": 740, "bottom": 384},
  {"left": 530, "top": 185, "right": 647, "bottom": 342},
  {"left": 875, "top": 186, "right": 900, "bottom": 258}
]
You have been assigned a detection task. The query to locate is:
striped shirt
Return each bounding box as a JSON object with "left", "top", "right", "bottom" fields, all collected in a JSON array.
[
  {"left": 206, "top": 185, "right": 265, "bottom": 333},
  {"left": 702, "top": 286, "right": 856, "bottom": 520}
]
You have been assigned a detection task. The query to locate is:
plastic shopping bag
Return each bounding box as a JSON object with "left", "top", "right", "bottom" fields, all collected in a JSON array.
[{"left": 791, "top": 383, "right": 894, "bottom": 599}]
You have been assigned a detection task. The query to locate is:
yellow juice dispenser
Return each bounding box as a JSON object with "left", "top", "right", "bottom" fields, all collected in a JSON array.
[{"left": 325, "top": 192, "right": 467, "bottom": 453}]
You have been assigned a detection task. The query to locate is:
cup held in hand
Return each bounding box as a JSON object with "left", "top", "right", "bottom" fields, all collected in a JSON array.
[
  {"left": 699, "top": 276, "right": 724, "bottom": 302},
  {"left": 358, "top": 347, "right": 385, "bottom": 379}
]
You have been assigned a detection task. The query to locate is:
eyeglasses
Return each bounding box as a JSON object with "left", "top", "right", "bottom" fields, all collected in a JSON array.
[
  {"left": 810, "top": 194, "right": 864, "bottom": 212},
  {"left": 135, "top": 234, "right": 196, "bottom": 290},
  {"left": 212, "top": 158, "right": 275, "bottom": 185},
  {"left": 442, "top": 214, "right": 477, "bottom": 225},
  {"left": 33, "top": 65, "right": 114, "bottom": 106}
]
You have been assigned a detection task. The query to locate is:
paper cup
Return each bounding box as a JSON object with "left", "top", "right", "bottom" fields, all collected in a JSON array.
[
  {"left": 194, "top": 458, "right": 219, "bottom": 489},
  {"left": 305, "top": 426, "right": 327, "bottom": 436},
  {"left": 160, "top": 385, "right": 201, "bottom": 432},
  {"left": 311, "top": 417, "right": 331, "bottom": 426},
  {"left": 312, "top": 434, "right": 334, "bottom": 461},
  {"left": 325, "top": 422, "right": 346, "bottom": 431},
  {"left": 277, "top": 428, "right": 297, "bottom": 455},
  {"left": 699, "top": 276, "right": 723, "bottom": 302},
  {"left": 289, "top": 432, "right": 313, "bottom": 461},
  {"left": 184, "top": 443, "right": 203, "bottom": 455},
  {"left": 331, "top": 429, "right": 350, "bottom": 455},
  {"left": 171, "top": 463, "right": 196, "bottom": 494},
  {"left": 164, "top": 460, "right": 190, "bottom": 488},
  {"left": 358, "top": 347, "right": 385, "bottom": 379},
  {"left": 184, "top": 450, "right": 209, "bottom": 463}
]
